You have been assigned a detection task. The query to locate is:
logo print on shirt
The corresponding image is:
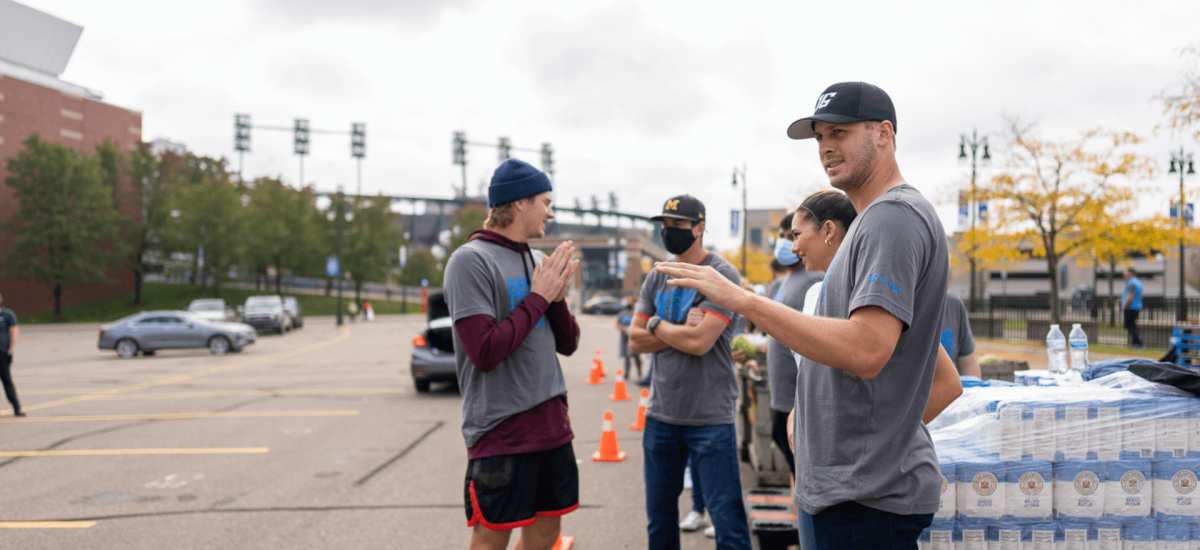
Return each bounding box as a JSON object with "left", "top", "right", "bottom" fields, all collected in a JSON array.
[
  {"left": 653, "top": 288, "right": 698, "bottom": 324},
  {"left": 506, "top": 277, "right": 544, "bottom": 328},
  {"left": 773, "top": 288, "right": 787, "bottom": 303},
  {"left": 868, "top": 273, "right": 902, "bottom": 293},
  {"left": 940, "top": 329, "right": 953, "bottom": 356}
]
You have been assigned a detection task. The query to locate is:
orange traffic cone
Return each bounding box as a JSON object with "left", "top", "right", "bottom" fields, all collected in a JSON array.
[
  {"left": 592, "top": 410, "right": 627, "bottom": 462},
  {"left": 629, "top": 388, "right": 649, "bottom": 430},
  {"left": 593, "top": 350, "right": 607, "bottom": 377},
  {"left": 609, "top": 370, "right": 632, "bottom": 401},
  {"left": 586, "top": 362, "right": 604, "bottom": 385},
  {"left": 551, "top": 535, "right": 575, "bottom": 550}
]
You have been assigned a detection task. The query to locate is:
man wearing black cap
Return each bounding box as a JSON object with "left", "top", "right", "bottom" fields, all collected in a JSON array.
[
  {"left": 655, "top": 83, "right": 949, "bottom": 549},
  {"left": 444, "top": 158, "right": 582, "bottom": 550},
  {"left": 628, "top": 195, "right": 751, "bottom": 550}
]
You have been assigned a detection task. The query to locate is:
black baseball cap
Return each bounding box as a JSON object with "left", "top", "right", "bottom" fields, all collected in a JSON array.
[
  {"left": 650, "top": 194, "right": 705, "bottom": 223},
  {"left": 786, "top": 82, "right": 897, "bottom": 140}
]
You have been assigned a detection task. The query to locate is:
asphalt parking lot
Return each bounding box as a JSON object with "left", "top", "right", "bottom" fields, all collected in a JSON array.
[{"left": 0, "top": 314, "right": 746, "bottom": 549}]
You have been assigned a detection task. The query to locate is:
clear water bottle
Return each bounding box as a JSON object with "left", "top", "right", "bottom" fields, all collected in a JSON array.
[
  {"left": 1068, "top": 323, "right": 1089, "bottom": 372},
  {"left": 1046, "top": 324, "right": 1068, "bottom": 374}
]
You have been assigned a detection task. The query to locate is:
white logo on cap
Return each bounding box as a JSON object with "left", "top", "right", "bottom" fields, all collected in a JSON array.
[{"left": 815, "top": 92, "right": 837, "bottom": 110}]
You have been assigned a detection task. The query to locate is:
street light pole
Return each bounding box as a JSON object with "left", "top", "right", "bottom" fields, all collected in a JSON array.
[
  {"left": 199, "top": 216, "right": 207, "bottom": 298},
  {"left": 1171, "top": 148, "right": 1196, "bottom": 322},
  {"left": 732, "top": 165, "right": 748, "bottom": 278},
  {"left": 959, "top": 130, "right": 990, "bottom": 312},
  {"left": 336, "top": 186, "right": 345, "bottom": 327}
]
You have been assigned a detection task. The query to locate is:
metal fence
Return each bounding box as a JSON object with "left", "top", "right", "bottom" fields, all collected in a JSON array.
[{"left": 967, "top": 296, "right": 1200, "bottom": 349}]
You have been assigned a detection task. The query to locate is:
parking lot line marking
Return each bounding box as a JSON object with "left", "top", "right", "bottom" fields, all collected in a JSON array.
[
  {"left": 21, "top": 389, "right": 107, "bottom": 395},
  {"left": 0, "top": 410, "right": 358, "bottom": 423},
  {"left": 167, "top": 373, "right": 402, "bottom": 384},
  {"left": 0, "top": 447, "right": 270, "bottom": 457},
  {"left": 98, "top": 388, "right": 405, "bottom": 399},
  {"left": 0, "top": 326, "right": 352, "bottom": 417},
  {"left": 0, "top": 521, "right": 97, "bottom": 529}
]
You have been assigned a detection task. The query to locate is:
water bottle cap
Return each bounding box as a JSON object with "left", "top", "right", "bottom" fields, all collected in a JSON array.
[
  {"left": 1072, "top": 323, "right": 1081, "bottom": 328},
  {"left": 1050, "top": 324, "right": 1059, "bottom": 329}
]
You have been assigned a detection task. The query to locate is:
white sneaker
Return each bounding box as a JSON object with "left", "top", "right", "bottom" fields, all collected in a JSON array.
[
  {"left": 679, "top": 510, "right": 708, "bottom": 531},
  {"left": 704, "top": 525, "right": 716, "bottom": 538}
]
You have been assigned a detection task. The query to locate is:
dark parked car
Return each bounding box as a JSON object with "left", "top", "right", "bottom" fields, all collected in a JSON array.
[
  {"left": 283, "top": 296, "right": 304, "bottom": 329},
  {"left": 410, "top": 291, "right": 457, "bottom": 393},
  {"left": 583, "top": 295, "right": 624, "bottom": 315},
  {"left": 98, "top": 311, "right": 257, "bottom": 358},
  {"left": 240, "top": 295, "right": 292, "bottom": 334}
]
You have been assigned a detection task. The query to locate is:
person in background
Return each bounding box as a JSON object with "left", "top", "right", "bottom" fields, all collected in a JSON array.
[
  {"left": 616, "top": 299, "right": 643, "bottom": 380},
  {"left": 347, "top": 300, "right": 359, "bottom": 322},
  {"left": 941, "top": 294, "right": 980, "bottom": 376},
  {"left": 629, "top": 194, "right": 752, "bottom": 550},
  {"left": 764, "top": 212, "right": 822, "bottom": 475},
  {"left": 363, "top": 301, "right": 374, "bottom": 323},
  {"left": 1123, "top": 267, "right": 1144, "bottom": 350},
  {"left": 0, "top": 292, "right": 22, "bottom": 417}
]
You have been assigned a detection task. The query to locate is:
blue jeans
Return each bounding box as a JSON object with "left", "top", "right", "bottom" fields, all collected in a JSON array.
[
  {"left": 643, "top": 417, "right": 751, "bottom": 550},
  {"left": 798, "top": 501, "right": 933, "bottom": 550}
]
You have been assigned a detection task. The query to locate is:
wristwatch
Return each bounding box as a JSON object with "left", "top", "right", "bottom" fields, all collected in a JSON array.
[{"left": 647, "top": 316, "right": 662, "bottom": 335}]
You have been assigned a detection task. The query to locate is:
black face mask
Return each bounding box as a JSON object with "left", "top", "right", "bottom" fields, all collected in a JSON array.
[{"left": 661, "top": 226, "right": 697, "bottom": 255}]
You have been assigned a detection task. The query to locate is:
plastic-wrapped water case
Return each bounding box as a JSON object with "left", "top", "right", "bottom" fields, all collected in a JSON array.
[{"left": 928, "top": 371, "right": 1200, "bottom": 546}]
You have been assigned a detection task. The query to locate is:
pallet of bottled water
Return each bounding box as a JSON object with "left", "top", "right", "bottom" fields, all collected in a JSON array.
[{"left": 920, "top": 370, "right": 1200, "bottom": 549}]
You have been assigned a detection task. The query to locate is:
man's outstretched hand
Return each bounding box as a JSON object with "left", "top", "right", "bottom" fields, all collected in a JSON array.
[{"left": 654, "top": 262, "right": 750, "bottom": 313}]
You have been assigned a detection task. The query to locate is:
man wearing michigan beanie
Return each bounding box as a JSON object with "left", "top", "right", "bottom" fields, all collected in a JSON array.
[{"left": 444, "top": 158, "right": 582, "bottom": 550}]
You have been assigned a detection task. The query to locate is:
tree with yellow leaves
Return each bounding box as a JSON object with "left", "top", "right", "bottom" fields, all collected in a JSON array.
[
  {"left": 1158, "top": 45, "right": 1200, "bottom": 143},
  {"left": 719, "top": 245, "right": 776, "bottom": 285},
  {"left": 1077, "top": 210, "right": 1182, "bottom": 324},
  {"left": 961, "top": 118, "right": 1157, "bottom": 324}
]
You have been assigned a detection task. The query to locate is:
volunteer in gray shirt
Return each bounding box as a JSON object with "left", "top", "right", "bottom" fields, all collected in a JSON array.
[
  {"left": 443, "top": 159, "right": 581, "bottom": 550},
  {"left": 766, "top": 212, "right": 822, "bottom": 474},
  {"left": 941, "top": 294, "right": 980, "bottom": 376},
  {"left": 628, "top": 194, "right": 752, "bottom": 550},
  {"left": 656, "top": 82, "right": 948, "bottom": 549}
]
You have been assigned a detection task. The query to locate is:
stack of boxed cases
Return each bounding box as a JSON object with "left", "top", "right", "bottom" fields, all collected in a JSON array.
[{"left": 921, "top": 382, "right": 1200, "bottom": 549}]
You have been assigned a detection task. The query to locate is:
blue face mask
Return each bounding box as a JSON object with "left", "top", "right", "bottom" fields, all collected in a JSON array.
[{"left": 774, "top": 237, "right": 800, "bottom": 266}]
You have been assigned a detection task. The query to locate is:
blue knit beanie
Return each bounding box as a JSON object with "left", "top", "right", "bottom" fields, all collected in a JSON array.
[{"left": 488, "top": 159, "right": 553, "bottom": 207}]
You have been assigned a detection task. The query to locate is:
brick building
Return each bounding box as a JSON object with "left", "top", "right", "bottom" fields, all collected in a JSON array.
[{"left": 0, "top": 0, "right": 143, "bottom": 316}]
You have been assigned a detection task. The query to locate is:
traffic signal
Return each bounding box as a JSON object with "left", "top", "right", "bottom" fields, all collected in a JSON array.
[
  {"left": 498, "top": 137, "right": 511, "bottom": 162},
  {"left": 453, "top": 132, "right": 467, "bottom": 166},
  {"left": 541, "top": 143, "right": 554, "bottom": 175},
  {"left": 351, "top": 123, "right": 366, "bottom": 159},
  {"left": 234, "top": 114, "right": 251, "bottom": 152},
  {"left": 294, "top": 118, "right": 310, "bottom": 155}
]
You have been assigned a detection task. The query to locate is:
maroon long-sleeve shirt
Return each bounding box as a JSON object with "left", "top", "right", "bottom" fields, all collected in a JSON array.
[{"left": 454, "top": 230, "right": 580, "bottom": 459}]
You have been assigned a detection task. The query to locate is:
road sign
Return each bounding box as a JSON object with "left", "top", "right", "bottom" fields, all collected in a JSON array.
[{"left": 326, "top": 257, "right": 340, "bottom": 277}]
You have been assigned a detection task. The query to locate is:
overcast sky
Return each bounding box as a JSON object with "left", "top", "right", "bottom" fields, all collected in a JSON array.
[{"left": 24, "top": 0, "right": 1200, "bottom": 250}]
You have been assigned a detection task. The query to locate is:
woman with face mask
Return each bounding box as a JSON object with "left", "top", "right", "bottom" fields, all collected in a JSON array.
[{"left": 785, "top": 190, "right": 964, "bottom": 550}]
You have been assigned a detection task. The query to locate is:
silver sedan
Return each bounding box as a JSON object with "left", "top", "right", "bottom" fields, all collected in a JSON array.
[{"left": 98, "top": 311, "right": 257, "bottom": 358}]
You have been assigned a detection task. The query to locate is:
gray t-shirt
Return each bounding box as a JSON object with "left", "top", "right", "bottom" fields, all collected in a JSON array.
[
  {"left": 767, "top": 268, "right": 823, "bottom": 413},
  {"left": 636, "top": 253, "right": 741, "bottom": 426},
  {"left": 940, "top": 294, "right": 975, "bottom": 366},
  {"left": 443, "top": 239, "right": 567, "bottom": 448},
  {"left": 794, "top": 184, "right": 949, "bottom": 517},
  {"left": 0, "top": 308, "right": 16, "bottom": 353}
]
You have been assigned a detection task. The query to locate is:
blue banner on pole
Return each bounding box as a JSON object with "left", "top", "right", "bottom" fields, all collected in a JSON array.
[
  {"left": 326, "top": 257, "right": 340, "bottom": 277},
  {"left": 730, "top": 210, "right": 740, "bottom": 237},
  {"left": 1170, "top": 203, "right": 1194, "bottom": 226}
]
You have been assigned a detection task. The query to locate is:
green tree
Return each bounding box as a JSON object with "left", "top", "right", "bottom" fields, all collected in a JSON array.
[
  {"left": 122, "top": 143, "right": 177, "bottom": 304},
  {"left": 447, "top": 203, "right": 488, "bottom": 254},
  {"left": 161, "top": 155, "right": 246, "bottom": 297},
  {"left": 244, "top": 177, "right": 323, "bottom": 293},
  {"left": 962, "top": 119, "right": 1156, "bottom": 324},
  {"left": 3, "top": 133, "right": 132, "bottom": 318},
  {"left": 339, "top": 194, "right": 402, "bottom": 302},
  {"left": 399, "top": 248, "right": 443, "bottom": 288}
]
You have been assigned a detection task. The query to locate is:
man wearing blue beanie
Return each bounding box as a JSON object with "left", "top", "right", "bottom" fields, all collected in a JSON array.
[{"left": 444, "top": 158, "right": 582, "bottom": 550}]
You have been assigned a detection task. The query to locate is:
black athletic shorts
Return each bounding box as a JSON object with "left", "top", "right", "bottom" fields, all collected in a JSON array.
[{"left": 464, "top": 442, "right": 580, "bottom": 530}]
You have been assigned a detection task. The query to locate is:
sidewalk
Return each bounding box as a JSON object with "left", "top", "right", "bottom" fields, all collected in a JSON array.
[{"left": 973, "top": 338, "right": 1166, "bottom": 371}]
